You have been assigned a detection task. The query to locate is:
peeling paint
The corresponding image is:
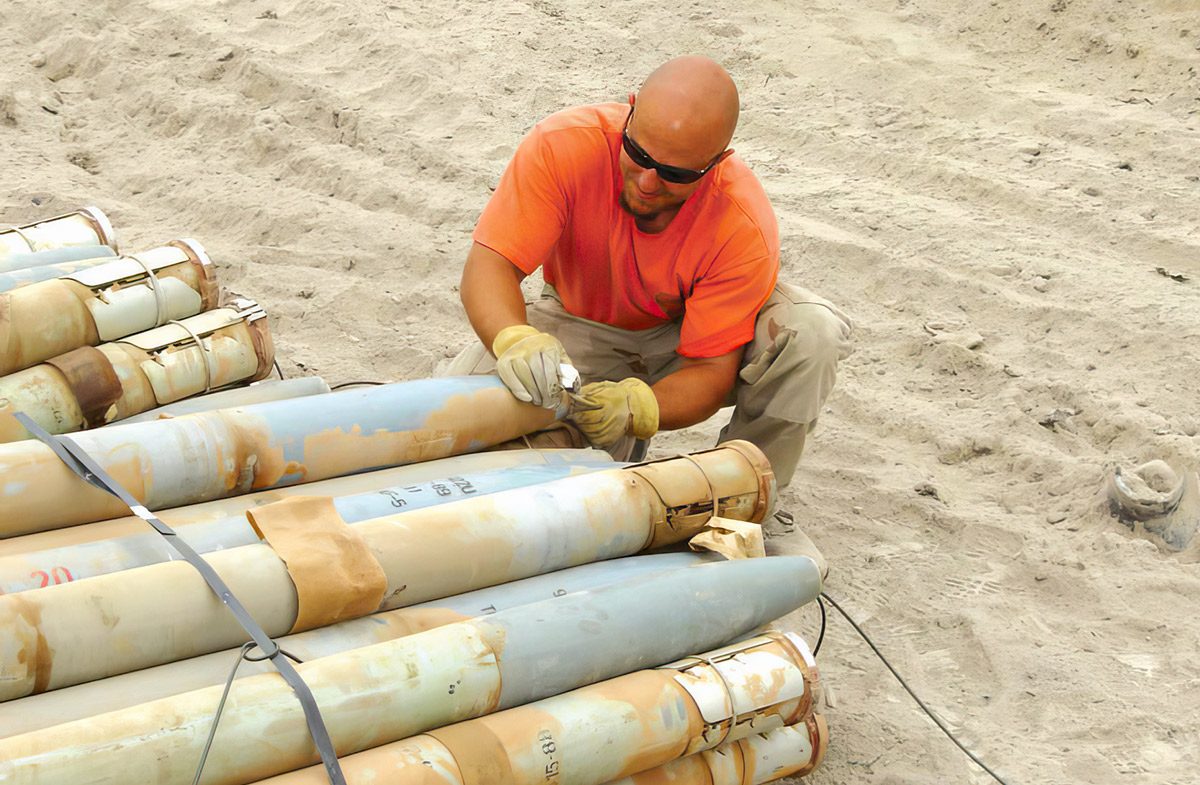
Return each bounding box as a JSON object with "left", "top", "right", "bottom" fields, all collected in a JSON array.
[{"left": 0, "top": 377, "right": 569, "bottom": 536}]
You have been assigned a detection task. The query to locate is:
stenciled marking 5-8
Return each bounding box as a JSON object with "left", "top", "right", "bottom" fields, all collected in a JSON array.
[{"left": 538, "top": 729, "right": 560, "bottom": 781}]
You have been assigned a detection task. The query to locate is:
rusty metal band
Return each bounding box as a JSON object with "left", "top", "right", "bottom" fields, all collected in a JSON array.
[
  {"left": 44, "top": 345, "right": 124, "bottom": 428},
  {"left": 13, "top": 411, "right": 347, "bottom": 785},
  {"left": 670, "top": 649, "right": 741, "bottom": 749},
  {"left": 695, "top": 653, "right": 739, "bottom": 748},
  {"left": 770, "top": 632, "right": 817, "bottom": 721},
  {"left": 794, "top": 713, "right": 828, "bottom": 778},
  {"left": 676, "top": 452, "right": 719, "bottom": 518},
  {"left": 166, "top": 318, "right": 217, "bottom": 393},
  {"left": 79, "top": 206, "right": 116, "bottom": 250}
]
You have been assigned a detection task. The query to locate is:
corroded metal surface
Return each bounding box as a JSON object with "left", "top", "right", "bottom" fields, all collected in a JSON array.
[
  {"left": 0, "top": 239, "right": 217, "bottom": 376},
  {"left": 606, "top": 716, "right": 828, "bottom": 785},
  {"left": 247, "top": 633, "right": 819, "bottom": 785},
  {"left": 0, "top": 207, "right": 116, "bottom": 265},
  {"left": 42, "top": 345, "right": 124, "bottom": 428},
  {"left": 0, "top": 448, "right": 609, "bottom": 560},
  {"left": 0, "top": 376, "right": 566, "bottom": 536},
  {"left": 0, "top": 300, "right": 274, "bottom": 442},
  {"left": 0, "top": 248, "right": 118, "bottom": 291},
  {"left": 0, "top": 455, "right": 612, "bottom": 592},
  {"left": 0, "top": 560, "right": 820, "bottom": 784},
  {"left": 0, "top": 445, "right": 782, "bottom": 695},
  {"left": 117, "top": 376, "right": 330, "bottom": 424},
  {"left": 0, "top": 553, "right": 714, "bottom": 737},
  {"left": 628, "top": 440, "right": 776, "bottom": 549}
]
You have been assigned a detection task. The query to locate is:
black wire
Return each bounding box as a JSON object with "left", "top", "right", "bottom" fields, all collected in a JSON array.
[
  {"left": 819, "top": 591, "right": 1013, "bottom": 785},
  {"left": 331, "top": 380, "right": 388, "bottom": 390},
  {"left": 273, "top": 358, "right": 284, "bottom": 380},
  {"left": 813, "top": 594, "right": 827, "bottom": 656}
]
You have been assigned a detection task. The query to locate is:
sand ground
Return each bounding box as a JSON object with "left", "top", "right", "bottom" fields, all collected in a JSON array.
[{"left": 3, "top": 1, "right": 1199, "bottom": 783}]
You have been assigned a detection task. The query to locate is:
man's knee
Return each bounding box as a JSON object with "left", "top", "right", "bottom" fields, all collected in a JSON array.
[
  {"left": 753, "top": 297, "right": 852, "bottom": 376},
  {"left": 734, "top": 293, "right": 851, "bottom": 427},
  {"left": 780, "top": 303, "right": 852, "bottom": 369}
]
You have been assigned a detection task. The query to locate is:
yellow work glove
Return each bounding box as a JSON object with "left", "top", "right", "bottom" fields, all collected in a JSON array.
[
  {"left": 568, "top": 378, "right": 659, "bottom": 448},
  {"left": 492, "top": 324, "right": 571, "bottom": 409}
]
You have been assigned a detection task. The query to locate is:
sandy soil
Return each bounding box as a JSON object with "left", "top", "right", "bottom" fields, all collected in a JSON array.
[{"left": 3, "top": 1, "right": 1199, "bottom": 783}]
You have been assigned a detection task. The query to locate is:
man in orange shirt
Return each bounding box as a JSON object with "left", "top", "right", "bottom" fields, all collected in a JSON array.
[{"left": 448, "top": 56, "right": 851, "bottom": 487}]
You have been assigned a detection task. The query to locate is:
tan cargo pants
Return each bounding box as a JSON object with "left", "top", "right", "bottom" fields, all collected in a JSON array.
[{"left": 443, "top": 282, "right": 852, "bottom": 487}]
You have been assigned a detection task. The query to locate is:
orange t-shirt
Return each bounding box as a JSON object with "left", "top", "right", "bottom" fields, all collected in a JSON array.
[{"left": 473, "top": 103, "right": 779, "bottom": 358}]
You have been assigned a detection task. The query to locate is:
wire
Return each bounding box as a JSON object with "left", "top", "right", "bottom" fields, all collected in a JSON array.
[
  {"left": 813, "top": 594, "right": 827, "bottom": 656},
  {"left": 192, "top": 642, "right": 307, "bottom": 785},
  {"left": 819, "top": 591, "right": 1013, "bottom": 785},
  {"left": 192, "top": 642, "right": 254, "bottom": 785},
  {"left": 273, "top": 358, "right": 284, "bottom": 380},
  {"left": 331, "top": 380, "right": 388, "bottom": 390}
]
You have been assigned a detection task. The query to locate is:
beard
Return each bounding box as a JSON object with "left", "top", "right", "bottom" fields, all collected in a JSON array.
[
  {"left": 618, "top": 190, "right": 658, "bottom": 219},
  {"left": 619, "top": 181, "right": 687, "bottom": 221}
]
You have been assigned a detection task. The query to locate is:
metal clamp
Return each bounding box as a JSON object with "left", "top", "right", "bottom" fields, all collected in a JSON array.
[
  {"left": 165, "top": 318, "right": 217, "bottom": 393},
  {"left": 665, "top": 632, "right": 813, "bottom": 751},
  {"left": 677, "top": 452, "right": 720, "bottom": 519},
  {"left": 15, "top": 414, "right": 346, "bottom": 785},
  {"left": 127, "top": 251, "right": 170, "bottom": 327},
  {"left": 5, "top": 225, "right": 37, "bottom": 253}
]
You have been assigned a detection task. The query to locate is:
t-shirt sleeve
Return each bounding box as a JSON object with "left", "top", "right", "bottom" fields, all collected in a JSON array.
[
  {"left": 472, "top": 124, "right": 568, "bottom": 274},
  {"left": 678, "top": 228, "right": 778, "bottom": 358}
]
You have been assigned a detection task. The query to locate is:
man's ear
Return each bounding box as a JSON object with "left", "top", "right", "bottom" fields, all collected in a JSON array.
[{"left": 628, "top": 92, "right": 637, "bottom": 107}]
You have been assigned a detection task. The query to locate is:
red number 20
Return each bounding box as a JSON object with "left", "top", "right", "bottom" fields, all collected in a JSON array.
[{"left": 31, "top": 566, "right": 74, "bottom": 588}]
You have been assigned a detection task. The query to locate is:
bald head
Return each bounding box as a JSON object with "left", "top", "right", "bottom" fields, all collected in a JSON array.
[
  {"left": 618, "top": 57, "right": 741, "bottom": 230},
  {"left": 634, "top": 56, "right": 740, "bottom": 163}
]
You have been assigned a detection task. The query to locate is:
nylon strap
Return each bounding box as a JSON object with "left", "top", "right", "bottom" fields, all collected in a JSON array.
[{"left": 15, "top": 412, "right": 346, "bottom": 785}]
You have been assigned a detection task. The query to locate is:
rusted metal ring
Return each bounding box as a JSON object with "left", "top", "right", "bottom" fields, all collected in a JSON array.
[
  {"left": 677, "top": 452, "right": 720, "bottom": 519},
  {"left": 673, "top": 651, "right": 739, "bottom": 748},
  {"left": 44, "top": 346, "right": 124, "bottom": 428},
  {"left": 79, "top": 206, "right": 117, "bottom": 251}
]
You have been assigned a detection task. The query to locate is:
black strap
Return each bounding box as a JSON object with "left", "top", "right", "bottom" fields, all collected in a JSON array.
[{"left": 16, "top": 413, "right": 346, "bottom": 785}]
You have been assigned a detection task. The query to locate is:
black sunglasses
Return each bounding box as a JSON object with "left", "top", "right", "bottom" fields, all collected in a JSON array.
[{"left": 621, "top": 108, "right": 723, "bottom": 185}]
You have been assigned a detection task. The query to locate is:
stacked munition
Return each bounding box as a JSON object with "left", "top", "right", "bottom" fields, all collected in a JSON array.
[
  {"left": 0, "top": 212, "right": 300, "bottom": 443},
  {"left": 252, "top": 632, "right": 827, "bottom": 785},
  {"left": 0, "top": 238, "right": 218, "bottom": 375},
  {"left": 0, "top": 297, "right": 275, "bottom": 441},
  {"left": 0, "top": 208, "right": 830, "bottom": 785},
  {"left": 0, "top": 247, "right": 119, "bottom": 293},
  {"left": 0, "top": 446, "right": 612, "bottom": 592},
  {"left": 606, "top": 721, "right": 829, "bottom": 785},
  {"left": 0, "top": 561, "right": 825, "bottom": 785},
  {"left": 0, "top": 375, "right": 565, "bottom": 535},
  {"left": 0, "top": 206, "right": 116, "bottom": 262},
  {"left": 0, "top": 440, "right": 774, "bottom": 696},
  {"left": 0, "top": 551, "right": 709, "bottom": 735},
  {"left": 116, "top": 375, "right": 332, "bottom": 423}
]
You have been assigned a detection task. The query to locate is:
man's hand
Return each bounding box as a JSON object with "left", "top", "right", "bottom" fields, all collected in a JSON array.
[
  {"left": 568, "top": 378, "right": 659, "bottom": 447},
  {"left": 492, "top": 324, "right": 571, "bottom": 408}
]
